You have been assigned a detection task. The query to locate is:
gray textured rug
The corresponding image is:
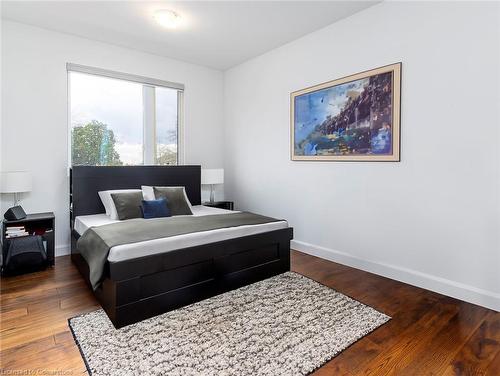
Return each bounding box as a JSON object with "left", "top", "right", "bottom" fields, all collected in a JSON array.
[{"left": 69, "top": 272, "right": 390, "bottom": 376}]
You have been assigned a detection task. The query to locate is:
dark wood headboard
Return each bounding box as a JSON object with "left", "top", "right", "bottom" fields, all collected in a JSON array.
[{"left": 70, "top": 166, "right": 201, "bottom": 221}]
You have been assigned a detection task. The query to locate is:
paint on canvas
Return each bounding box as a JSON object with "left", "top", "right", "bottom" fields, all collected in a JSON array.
[{"left": 293, "top": 70, "right": 396, "bottom": 158}]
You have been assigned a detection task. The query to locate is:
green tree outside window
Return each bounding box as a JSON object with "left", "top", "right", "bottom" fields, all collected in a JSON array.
[{"left": 72, "top": 120, "right": 123, "bottom": 166}]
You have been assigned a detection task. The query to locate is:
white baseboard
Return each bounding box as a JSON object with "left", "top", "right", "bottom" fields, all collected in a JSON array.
[
  {"left": 291, "top": 239, "right": 500, "bottom": 312},
  {"left": 55, "top": 244, "right": 70, "bottom": 257}
]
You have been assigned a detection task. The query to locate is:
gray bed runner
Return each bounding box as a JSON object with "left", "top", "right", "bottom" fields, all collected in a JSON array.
[{"left": 77, "top": 212, "right": 283, "bottom": 289}]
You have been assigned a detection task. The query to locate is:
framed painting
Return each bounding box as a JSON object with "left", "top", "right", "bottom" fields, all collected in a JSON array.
[{"left": 291, "top": 63, "right": 401, "bottom": 161}]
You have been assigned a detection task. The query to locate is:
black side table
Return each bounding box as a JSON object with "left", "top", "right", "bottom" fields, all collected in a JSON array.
[
  {"left": 1, "top": 212, "right": 55, "bottom": 274},
  {"left": 203, "top": 201, "right": 234, "bottom": 211}
]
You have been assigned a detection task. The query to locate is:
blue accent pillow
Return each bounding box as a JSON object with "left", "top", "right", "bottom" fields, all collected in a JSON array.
[{"left": 141, "top": 198, "right": 171, "bottom": 219}]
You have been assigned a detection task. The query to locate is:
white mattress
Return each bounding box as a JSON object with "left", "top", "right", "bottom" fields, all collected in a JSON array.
[{"left": 74, "top": 205, "right": 288, "bottom": 262}]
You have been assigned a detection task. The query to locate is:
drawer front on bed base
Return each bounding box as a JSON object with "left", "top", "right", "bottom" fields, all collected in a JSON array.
[{"left": 140, "top": 259, "right": 215, "bottom": 299}]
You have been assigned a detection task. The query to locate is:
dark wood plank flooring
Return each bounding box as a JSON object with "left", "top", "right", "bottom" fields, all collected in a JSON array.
[{"left": 1, "top": 251, "right": 499, "bottom": 375}]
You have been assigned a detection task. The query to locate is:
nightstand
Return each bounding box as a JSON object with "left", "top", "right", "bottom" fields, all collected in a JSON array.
[
  {"left": 203, "top": 201, "right": 234, "bottom": 211},
  {"left": 1, "top": 212, "right": 55, "bottom": 275}
]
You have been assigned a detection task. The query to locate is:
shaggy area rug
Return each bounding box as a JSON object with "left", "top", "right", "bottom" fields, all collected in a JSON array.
[{"left": 69, "top": 272, "right": 390, "bottom": 376}]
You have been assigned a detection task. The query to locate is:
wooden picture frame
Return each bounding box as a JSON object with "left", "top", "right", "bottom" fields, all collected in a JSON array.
[{"left": 290, "top": 63, "right": 401, "bottom": 161}]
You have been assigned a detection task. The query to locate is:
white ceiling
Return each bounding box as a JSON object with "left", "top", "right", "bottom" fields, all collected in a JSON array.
[{"left": 1, "top": 1, "right": 378, "bottom": 70}]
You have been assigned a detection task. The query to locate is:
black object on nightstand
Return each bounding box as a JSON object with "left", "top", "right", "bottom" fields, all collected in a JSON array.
[
  {"left": 1, "top": 212, "right": 55, "bottom": 275},
  {"left": 203, "top": 201, "right": 234, "bottom": 211}
]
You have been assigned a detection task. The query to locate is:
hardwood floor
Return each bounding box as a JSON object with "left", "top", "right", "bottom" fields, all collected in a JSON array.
[{"left": 1, "top": 251, "right": 499, "bottom": 375}]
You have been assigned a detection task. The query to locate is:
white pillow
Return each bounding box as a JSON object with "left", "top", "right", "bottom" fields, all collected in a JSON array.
[
  {"left": 141, "top": 186, "right": 193, "bottom": 209},
  {"left": 98, "top": 189, "right": 142, "bottom": 220}
]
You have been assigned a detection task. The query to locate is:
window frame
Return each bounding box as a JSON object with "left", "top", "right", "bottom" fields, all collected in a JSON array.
[{"left": 67, "top": 63, "right": 184, "bottom": 166}]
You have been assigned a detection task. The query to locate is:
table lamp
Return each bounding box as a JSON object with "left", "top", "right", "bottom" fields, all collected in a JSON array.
[
  {"left": 201, "top": 169, "right": 224, "bottom": 204},
  {"left": 1, "top": 171, "right": 32, "bottom": 220}
]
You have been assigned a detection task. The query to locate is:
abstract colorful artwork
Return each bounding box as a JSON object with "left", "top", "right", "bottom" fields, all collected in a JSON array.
[{"left": 291, "top": 63, "right": 401, "bottom": 161}]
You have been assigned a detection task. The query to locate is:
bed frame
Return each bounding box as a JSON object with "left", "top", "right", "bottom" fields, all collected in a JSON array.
[{"left": 70, "top": 166, "right": 292, "bottom": 328}]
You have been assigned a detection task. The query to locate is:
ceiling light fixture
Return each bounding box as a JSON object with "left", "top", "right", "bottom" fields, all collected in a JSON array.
[{"left": 153, "top": 9, "right": 181, "bottom": 29}]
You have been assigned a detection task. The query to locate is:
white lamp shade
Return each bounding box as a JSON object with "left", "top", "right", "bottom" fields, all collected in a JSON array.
[
  {"left": 1, "top": 171, "right": 32, "bottom": 193},
  {"left": 201, "top": 169, "right": 224, "bottom": 185}
]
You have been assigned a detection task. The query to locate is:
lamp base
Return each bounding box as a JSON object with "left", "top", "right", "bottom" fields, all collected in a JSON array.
[
  {"left": 4, "top": 205, "right": 27, "bottom": 221},
  {"left": 209, "top": 184, "right": 215, "bottom": 203}
]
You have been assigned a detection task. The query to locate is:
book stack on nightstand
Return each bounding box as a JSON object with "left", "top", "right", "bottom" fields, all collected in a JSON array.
[{"left": 5, "top": 225, "right": 29, "bottom": 238}]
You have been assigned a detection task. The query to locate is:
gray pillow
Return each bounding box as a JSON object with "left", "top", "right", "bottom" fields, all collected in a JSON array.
[
  {"left": 153, "top": 187, "right": 193, "bottom": 216},
  {"left": 111, "top": 191, "right": 144, "bottom": 220}
]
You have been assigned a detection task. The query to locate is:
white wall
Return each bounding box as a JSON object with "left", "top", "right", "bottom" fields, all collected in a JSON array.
[
  {"left": 1, "top": 21, "right": 225, "bottom": 254},
  {"left": 224, "top": 2, "right": 500, "bottom": 310}
]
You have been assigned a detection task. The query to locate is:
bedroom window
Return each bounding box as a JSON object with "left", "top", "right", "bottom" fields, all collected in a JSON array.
[{"left": 68, "top": 64, "right": 184, "bottom": 166}]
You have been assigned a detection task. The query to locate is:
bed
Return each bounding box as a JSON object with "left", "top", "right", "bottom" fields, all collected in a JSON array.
[{"left": 70, "top": 166, "right": 293, "bottom": 328}]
